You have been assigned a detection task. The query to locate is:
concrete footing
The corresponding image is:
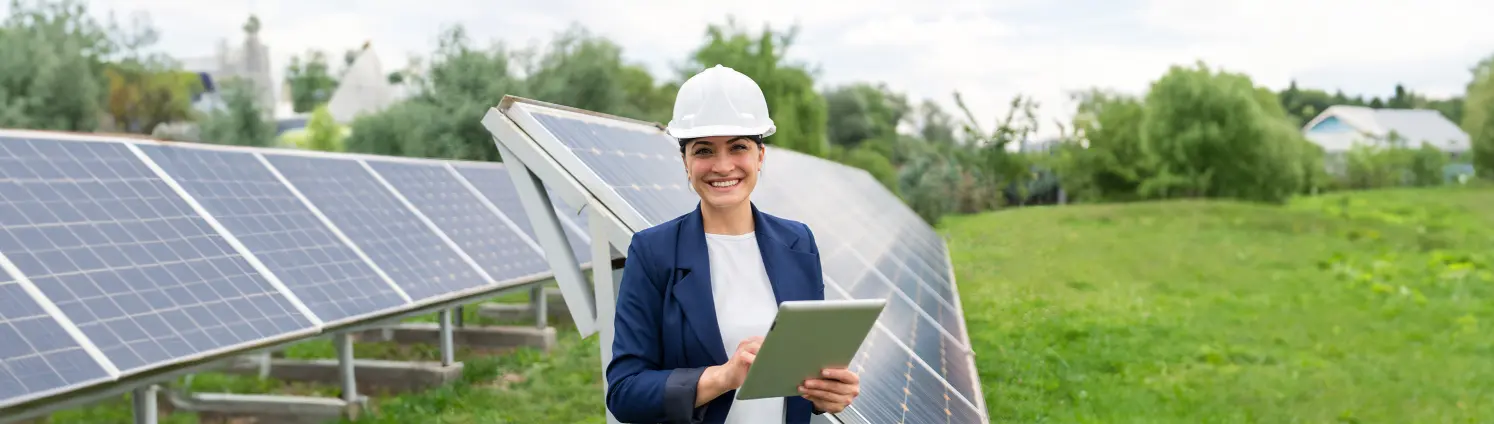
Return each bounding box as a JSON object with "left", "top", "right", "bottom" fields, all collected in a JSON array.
[
  {"left": 478, "top": 288, "right": 571, "bottom": 323},
  {"left": 350, "top": 323, "right": 558, "bottom": 352},
  {"left": 165, "top": 391, "right": 361, "bottom": 424},
  {"left": 220, "top": 358, "right": 465, "bottom": 395}
]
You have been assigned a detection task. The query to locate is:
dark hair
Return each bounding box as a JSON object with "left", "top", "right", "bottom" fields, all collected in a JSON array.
[{"left": 678, "top": 135, "right": 764, "bottom": 156}]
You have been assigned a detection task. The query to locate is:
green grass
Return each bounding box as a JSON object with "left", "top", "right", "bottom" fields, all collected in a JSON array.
[
  {"left": 946, "top": 185, "right": 1494, "bottom": 423},
  {"left": 40, "top": 188, "right": 1494, "bottom": 423}
]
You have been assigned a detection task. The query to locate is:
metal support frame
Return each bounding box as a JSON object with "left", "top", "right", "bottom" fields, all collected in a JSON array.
[
  {"left": 335, "top": 334, "right": 358, "bottom": 405},
  {"left": 589, "top": 207, "right": 625, "bottom": 424},
  {"left": 531, "top": 285, "right": 548, "bottom": 329},
  {"left": 438, "top": 309, "right": 456, "bottom": 367},
  {"left": 492, "top": 136, "right": 598, "bottom": 336},
  {"left": 132, "top": 385, "right": 157, "bottom": 424}
]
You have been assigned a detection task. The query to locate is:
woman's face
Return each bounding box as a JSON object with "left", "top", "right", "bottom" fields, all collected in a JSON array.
[{"left": 682, "top": 135, "right": 764, "bottom": 211}]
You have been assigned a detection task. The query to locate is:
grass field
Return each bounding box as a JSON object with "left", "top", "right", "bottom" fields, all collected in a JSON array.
[
  {"left": 948, "top": 185, "right": 1494, "bottom": 423},
  {"left": 42, "top": 185, "right": 1494, "bottom": 423}
]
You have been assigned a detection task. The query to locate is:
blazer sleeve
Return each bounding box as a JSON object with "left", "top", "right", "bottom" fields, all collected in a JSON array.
[{"left": 604, "top": 234, "right": 710, "bottom": 423}]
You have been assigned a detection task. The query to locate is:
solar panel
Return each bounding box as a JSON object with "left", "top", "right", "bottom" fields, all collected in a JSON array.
[
  {"left": 451, "top": 164, "right": 592, "bottom": 264},
  {"left": 364, "top": 160, "right": 550, "bottom": 283},
  {"left": 839, "top": 328, "right": 984, "bottom": 424},
  {"left": 528, "top": 113, "right": 697, "bottom": 225},
  {"left": 0, "top": 266, "right": 111, "bottom": 408},
  {"left": 0, "top": 137, "right": 314, "bottom": 373},
  {"left": 138, "top": 145, "right": 410, "bottom": 323},
  {"left": 262, "top": 153, "right": 490, "bottom": 301},
  {"left": 497, "top": 101, "right": 987, "bottom": 422}
]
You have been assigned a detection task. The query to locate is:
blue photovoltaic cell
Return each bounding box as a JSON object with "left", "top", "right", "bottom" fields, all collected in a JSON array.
[
  {"left": 0, "top": 137, "right": 314, "bottom": 373},
  {"left": 0, "top": 268, "right": 110, "bottom": 408},
  {"left": 452, "top": 165, "right": 591, "bottom": 264},
  {"left": 530, "top": 112, "right": 697, "bottom": 226},
  {"left": 366, "top": 160, "right": 549, "bottom": 283},
  {"left": 139, "top": 145, "right": 409, "bottom": 323},
  {"left": 264, "top": 154, "right": 487, "bottom": 301}
]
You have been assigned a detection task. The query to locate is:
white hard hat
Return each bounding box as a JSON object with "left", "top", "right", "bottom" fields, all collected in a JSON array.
[{"left": 666, "top": 64, "right": 776, "bottom": 140}]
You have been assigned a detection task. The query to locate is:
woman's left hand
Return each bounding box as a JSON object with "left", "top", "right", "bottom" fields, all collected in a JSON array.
[{"left": 799, "top": 368, "right": 860, "bottom": 413}]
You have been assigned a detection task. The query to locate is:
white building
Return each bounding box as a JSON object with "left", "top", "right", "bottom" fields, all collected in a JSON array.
[
  {"left": 1301, "top": 105, "right": 1475, "bottom": 180},
  {"left": 178, "top": 16, "right": 277, "bottom": 117}
]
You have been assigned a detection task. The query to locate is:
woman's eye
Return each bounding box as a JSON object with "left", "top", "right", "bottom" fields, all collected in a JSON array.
[
  {"left": 731, "top": 144, "right": 748, "bottom": 151},
  {"left": 694, "top": 148, "right": 711, "bottom": 155}
]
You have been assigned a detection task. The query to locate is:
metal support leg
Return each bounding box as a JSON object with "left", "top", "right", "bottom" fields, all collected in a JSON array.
[
  {"left": 132, "top": 385, "right": 157, "bottom": 424},
  {"left": 439, "top": 308, "right": 456, "bottom": 367},
  {"left": 453, "top": 305, "right": 465, "bottom": 328},
  {"left": 531, "top": 285, "right": 548, "bottom": 329},
  {"left": 494, "top": 139, "right": 597, "bottom": 336},
  {"left": 336, "top": 333, "right": 357, "bottom": 404},
  {"left": 591, "top": 207, "right": 623, "bottom": 424}
]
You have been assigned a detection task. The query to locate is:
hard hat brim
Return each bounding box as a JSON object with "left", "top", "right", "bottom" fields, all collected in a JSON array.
[{"left": 666, "top": 124, "right": 776, "bottom": 140}]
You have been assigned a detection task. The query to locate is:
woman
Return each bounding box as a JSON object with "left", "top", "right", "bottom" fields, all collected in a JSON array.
[{"left": 604, "top": 65, "right": 862, "bottom": 424}]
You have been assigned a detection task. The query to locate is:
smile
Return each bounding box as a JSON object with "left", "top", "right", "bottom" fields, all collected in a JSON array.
[{"left": 708, "top": 179, "right": 741, "bottom": 188}]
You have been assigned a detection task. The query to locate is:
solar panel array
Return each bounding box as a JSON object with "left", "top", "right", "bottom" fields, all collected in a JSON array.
[
  {"left": 0, "top": 133, "right": 590, "bottom": 410},
  {"left": 501, "top": 101, "right": 988, "bottom": 423}
]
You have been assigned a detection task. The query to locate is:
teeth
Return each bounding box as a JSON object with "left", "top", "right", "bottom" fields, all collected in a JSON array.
[{"left": 710, "top": 180, "right": 739, "bottom": 188}]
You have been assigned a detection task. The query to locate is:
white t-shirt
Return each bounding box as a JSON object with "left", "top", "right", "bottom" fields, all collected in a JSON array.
[{"left": 706, "top": 231, "right": 785, "bottom": 424}]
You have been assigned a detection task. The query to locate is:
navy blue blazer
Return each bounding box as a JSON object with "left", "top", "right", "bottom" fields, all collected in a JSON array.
[{"left": 605, "top": 203, "right": 826, "bottom": 423}]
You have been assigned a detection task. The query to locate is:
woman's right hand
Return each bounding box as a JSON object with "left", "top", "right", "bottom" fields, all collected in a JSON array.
[
  {"left": 717, "top": 336, "right": 764, "bottom": 389},
  {"left": 698, "top": 336, "right": 763, "bottom": 406}
]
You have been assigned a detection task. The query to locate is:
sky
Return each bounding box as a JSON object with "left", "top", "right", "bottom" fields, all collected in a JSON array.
[{"left": 81, "top": 0, "right": 1494, "bottom": 138}]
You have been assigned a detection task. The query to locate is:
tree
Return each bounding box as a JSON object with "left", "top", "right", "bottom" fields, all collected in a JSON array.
[
  {"left": 914, "top": 99, "right": 958, "bottom": 147},
  {"left": 301, "top": 104, "right": 344, "bottom": 152},
  {"left": 1138, "top": 61, "right": 1310, "bottom": 203},
  {"left": 823, "top": 82, "right": 909, "bottom": 149},
  {"left": 522, "top": 25, "right": 669, "bottom": 122},
  {"left": 684, "top": 18, "right": 829, "bottom": 157},
  {"left": 197, "top": 78, "right": 275, "bottom": 147},
  {"left": 0, "top": 0, "right": 122, "bottom": 131},
  {"left": 103, "top": 60, "right": 201, "bottom": 135},
  {"left": 344, "top": 25, "right": 524, "bottom": 161},
  {"left": 286, "top": 50, "right": 338, "bottom": 113},
  {"left": 1054, "top": 89, "right": 1150, "bottom": 201},
  {"left": 953, "top": 92, "right": 1039, "bottom": 201},
  {"left": 837, "top": 145, "right": 899, "bottom": 196},
  {"left": 1465, "top": 53, "right": 1494, "bottom": 178}
]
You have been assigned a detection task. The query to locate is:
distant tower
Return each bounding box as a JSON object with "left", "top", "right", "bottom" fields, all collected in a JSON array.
[{"left": 240, "top": 14, "right": 276, "bottom": 113}]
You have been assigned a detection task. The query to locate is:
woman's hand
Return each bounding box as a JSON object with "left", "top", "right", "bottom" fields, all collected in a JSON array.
[
  {"left": 698, "top": 336, "right": 763, "bottom": 406},
  {"left": 799, "top": 368, "right": 860, "bottom": 413}
]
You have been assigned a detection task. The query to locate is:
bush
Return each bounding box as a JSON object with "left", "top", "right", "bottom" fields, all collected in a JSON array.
[
  {"left": 835, "top": 145, "right": 900, "bottom": 197},
  {"left": 898, "top": 154, "right": 962, "bottom": 225}
]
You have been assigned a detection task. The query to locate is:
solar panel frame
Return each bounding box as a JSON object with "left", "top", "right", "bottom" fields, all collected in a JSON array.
[
  {"left": 134, "top": 142, "right": 416, "bottom": 327},
  {"left": 492, "top": 98, "right": 989, "bottom": 423}
]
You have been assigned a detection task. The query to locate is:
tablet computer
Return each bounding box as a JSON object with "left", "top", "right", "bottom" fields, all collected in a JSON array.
[{"left": 734, "top": 299, "right": 887, "bottom": 400}]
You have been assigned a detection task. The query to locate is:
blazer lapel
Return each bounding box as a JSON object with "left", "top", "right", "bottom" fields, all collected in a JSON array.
[
  {"left": 752, "top": 204, "right": 817, "bottom": 304},
  {"left": 672, "top": 205, "right": 729, "bottom": 364}
]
